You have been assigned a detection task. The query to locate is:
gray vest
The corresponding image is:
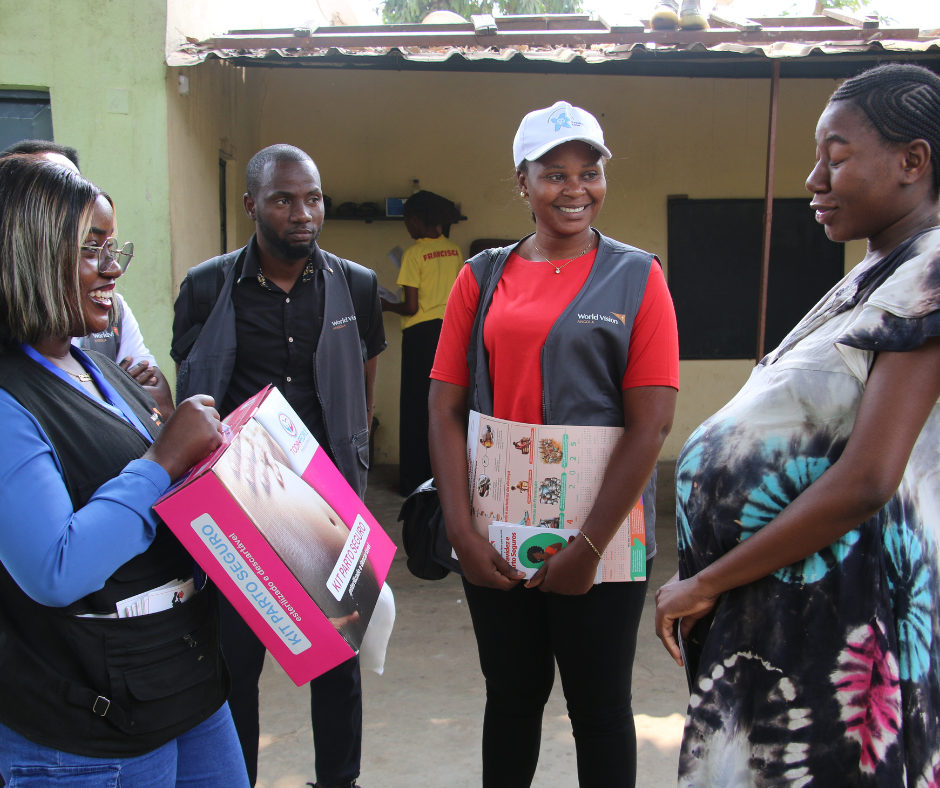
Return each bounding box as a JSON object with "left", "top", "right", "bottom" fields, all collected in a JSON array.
[
  {"left": 176, "top": 246, "right": 371, "bottom": 498},
  {"left": 467, "top": 232, "right": 658, "bottom": 557},
  {"left": 79, "top": 293, "right": 124, "bottom": 362}
]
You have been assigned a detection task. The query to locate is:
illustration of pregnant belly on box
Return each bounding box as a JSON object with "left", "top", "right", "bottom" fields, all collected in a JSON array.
[{"left": 212, "top": 420, "right": 379, "bottom": 647}]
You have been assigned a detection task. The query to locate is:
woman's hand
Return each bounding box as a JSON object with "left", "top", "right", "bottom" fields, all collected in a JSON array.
[
  {"left": 120, "top": 357, "right": 176, "bottom": 417},
  {"left": 143, "top": 394, "right": 223, "bottom": 481},
  {"left": 454, "top": 529, "right": 525, "bottom": 590},
  {"left": 525, "top": 535, "right": 598, "bottom": 595},
  {"left": 380, "top": 286, "right": 419, "bottom": 316},
  {"left": 142, "top": 368, "right": 176, "bottom": 418},
  {"left": 430, "top": 380, "right": 524, "bottom": 591},
  {"left": 655, "top": 571, "right": 718, "bottom": 666},
  {"left": 120, "top": 356, "right": 157, "bottom": 386}
]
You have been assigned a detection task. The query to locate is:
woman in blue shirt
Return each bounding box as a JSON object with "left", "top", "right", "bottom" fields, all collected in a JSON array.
[{"left": 0, "top": 155, "right": 249, "bottom": 786}]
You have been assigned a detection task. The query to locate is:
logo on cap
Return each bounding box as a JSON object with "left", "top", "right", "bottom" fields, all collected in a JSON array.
[
  {"left": 279, "top": 413, "right": 298, "bottom": 436},
  {"left": 550, "top": 109, "right": 572, "bottom": 131},
  {"left": 549, "top": 105, "right": 586, "bottom": 133}
]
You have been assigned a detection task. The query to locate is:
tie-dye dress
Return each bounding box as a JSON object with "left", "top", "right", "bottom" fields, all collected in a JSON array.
[{"left": 676, "top": 228, "right": 940, "bottom": 787}]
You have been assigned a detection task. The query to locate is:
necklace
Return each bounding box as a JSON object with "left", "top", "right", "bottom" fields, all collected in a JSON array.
[
  {"left": 531, "top": 233, "right": 596, "bottom": 274},
  {"left": 65, "top": 369, "right": 92, "bottom": 383}
]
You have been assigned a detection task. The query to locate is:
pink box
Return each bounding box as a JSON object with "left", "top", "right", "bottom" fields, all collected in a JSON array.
[{"left": 155, "top": 386, "right": 396, "bottom": 686}]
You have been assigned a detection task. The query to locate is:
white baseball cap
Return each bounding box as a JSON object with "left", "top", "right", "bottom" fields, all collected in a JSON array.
[{"left": 512, "top": 101, "right": 612, "bottom": 168}]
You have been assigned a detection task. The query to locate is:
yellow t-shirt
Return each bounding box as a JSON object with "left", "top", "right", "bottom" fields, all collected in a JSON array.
[{"left": 396, "top": 236, "right": 463, "bottom": 330}]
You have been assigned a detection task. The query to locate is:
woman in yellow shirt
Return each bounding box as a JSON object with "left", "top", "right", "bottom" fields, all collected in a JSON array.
[{"left": 382, "top": 191, "right": 462, "bottom": 495}]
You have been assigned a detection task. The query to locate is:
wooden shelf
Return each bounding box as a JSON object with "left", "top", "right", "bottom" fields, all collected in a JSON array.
[{"left": 327, "top": 214, "right": 467, "bottom": 225}]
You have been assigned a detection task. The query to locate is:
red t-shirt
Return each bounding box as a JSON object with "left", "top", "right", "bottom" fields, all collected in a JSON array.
[{"left": 431, "top": 249, "right": 679, "bottom": 424}]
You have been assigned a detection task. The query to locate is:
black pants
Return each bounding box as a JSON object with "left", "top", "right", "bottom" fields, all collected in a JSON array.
[
  {"left": 399, "top": 318, "right": 442, "bottom": 496},
  {"left": 219, "top": 594, "right": 362, "bottom": 788},
  {"left": 462, "top": 560, "right": 652, "bottom": 788}
]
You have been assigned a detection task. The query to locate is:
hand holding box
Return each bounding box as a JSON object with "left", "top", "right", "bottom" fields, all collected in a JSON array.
[{"left": 155, "top": 386, "right": 396, "bottom": 685}]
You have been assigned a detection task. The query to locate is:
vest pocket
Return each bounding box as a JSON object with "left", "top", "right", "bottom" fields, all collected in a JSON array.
[
  {"left": 354, "top": 427, "right": 369, "bottom": 492},
  {"left": 62, "top": 588, "right": 223, "bottom": 736},
  {"left": 102, "top": 592, "right": 218, "bottom": 734},
  {"left": 354, "top": 427, "right": 370, "bottom": 467},
  {"left": 123, "top": 647, "right": 214, "bottom": 702},
  {"left": 178, "top": 346, "right": 236, "bottom": 402}
]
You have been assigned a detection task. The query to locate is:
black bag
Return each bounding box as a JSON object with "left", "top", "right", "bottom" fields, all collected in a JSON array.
[
  {"left": 397, "top": 247, "right": 506, "bottom": 581},
  {"left": 398, "top": 479, "right": 451, "bottom": 580}
]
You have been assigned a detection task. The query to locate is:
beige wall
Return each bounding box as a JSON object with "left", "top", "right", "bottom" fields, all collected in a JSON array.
[
  {"left": 169, "top": 66, "right": 859, "bottom": 462},
  {"left": 166, "top": 60, "right": 263, "bottom": 290}
]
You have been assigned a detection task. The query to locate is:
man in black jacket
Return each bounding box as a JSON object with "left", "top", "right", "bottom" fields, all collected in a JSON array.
[{"left": 171, "top": 144, "right": 386, "bottom": 788}]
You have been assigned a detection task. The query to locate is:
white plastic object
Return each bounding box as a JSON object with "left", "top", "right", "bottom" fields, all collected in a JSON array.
[{"left": 358, "top": 583, "right": 395, "bottom": 675}]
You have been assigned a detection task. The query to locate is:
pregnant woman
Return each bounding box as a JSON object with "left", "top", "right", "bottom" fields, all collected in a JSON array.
[{"left": 656, "top": 64, "right": 940, "bottom": 787}]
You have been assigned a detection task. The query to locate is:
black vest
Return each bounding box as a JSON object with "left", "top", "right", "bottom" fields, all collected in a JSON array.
[
  {"left": 176, "top": 244, "right": 373, "bottom": 497},
  {"left": 0, "top": 349, "right": 229, "bottom": 757}
]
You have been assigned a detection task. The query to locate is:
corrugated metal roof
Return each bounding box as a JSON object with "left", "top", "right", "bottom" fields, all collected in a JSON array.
[{"left": 167, "top": 12, "right": 940, "bottom": 78}]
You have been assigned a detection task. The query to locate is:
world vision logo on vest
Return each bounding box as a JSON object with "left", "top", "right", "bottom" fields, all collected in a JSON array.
[
  {"left": 89, "top": 326, "right": 119, "bottom": 342},
  {"left": 331, "top": 314, "right": 357, "bottom": 330},
  {"left": 577, "top": 312, "right": 627, "bottom": 326}
]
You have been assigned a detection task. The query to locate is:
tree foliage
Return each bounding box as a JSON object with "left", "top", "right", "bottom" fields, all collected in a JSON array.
[
  {"left": 778, "top": 0, "right": 892, "bottom": 24},
  {"left": 381, "top": 0, "right": 582, "bottom": 25},
  {"left": 813, "top": 0, "right": 869, "bottom": 12}
]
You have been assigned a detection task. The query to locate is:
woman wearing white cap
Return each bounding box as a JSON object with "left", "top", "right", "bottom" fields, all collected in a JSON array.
[{"left": 428, "top": 102, "right": 679, "bottom": 786}]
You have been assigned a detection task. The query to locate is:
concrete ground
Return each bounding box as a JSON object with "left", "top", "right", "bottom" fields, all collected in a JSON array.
[{"left": 255, "top": 464, "right": 688, "bottom": 788}]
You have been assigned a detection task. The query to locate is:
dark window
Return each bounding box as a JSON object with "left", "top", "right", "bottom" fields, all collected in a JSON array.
[
  {"left": 0, "top": 90, "right": 53, "bottom": 151},
  {"left": 667, "top": 197, "right": 844, "bottom": 360}
]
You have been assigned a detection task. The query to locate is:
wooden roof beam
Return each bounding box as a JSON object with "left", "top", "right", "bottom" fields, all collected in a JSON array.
[
  {"left": 752, "top": 15, "right": 846, "bottom": 26},
  {"left": 205, "top": 25, "right": 919, "bottom": 50},
  {"left": 308, "top": 22, "right": 475, "bottom": 34},
  {"left": 709, "top": 10, "right": 762, "bottom": 32},
  {"left": 470, "top": 14, "right": 498, "bottom": 35},
  {"left": 822, "top": 8, "right": 879, "bottom": 29},
  {"left": 598, "top": 13, "right": 645, "bottom": 33},
  {"left": 493, "top": 13, "right": 590, "bottom": 22}
]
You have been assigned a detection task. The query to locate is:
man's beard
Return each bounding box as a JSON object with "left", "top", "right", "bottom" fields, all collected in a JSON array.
[{"left": 258, "top": 215, "right": 321, "bottom": 260}]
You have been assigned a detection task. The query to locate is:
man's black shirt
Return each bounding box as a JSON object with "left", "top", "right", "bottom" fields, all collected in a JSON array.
[{"left": 215, "top": 237, "right": 385, "bottom": 450}]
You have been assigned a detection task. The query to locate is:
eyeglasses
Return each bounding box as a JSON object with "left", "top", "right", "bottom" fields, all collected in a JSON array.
[{"left": 81, "top": 238, "right": 134, "bottom": 274}]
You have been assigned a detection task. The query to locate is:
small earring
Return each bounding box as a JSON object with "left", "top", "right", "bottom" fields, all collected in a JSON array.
[{"left": 520, "top": 191, "right": 527, "bottom": 197}]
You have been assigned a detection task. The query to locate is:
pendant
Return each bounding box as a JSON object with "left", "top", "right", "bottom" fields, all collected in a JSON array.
[
  {"left": 555, "top": 267, "right": 561, "bottom": 274},
  {"left": 76, "top": 373, "right": 91, "bottom": 382}
]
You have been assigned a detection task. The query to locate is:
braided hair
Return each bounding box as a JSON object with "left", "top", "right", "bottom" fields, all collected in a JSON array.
[{"left": 830, "top": 64, "right": 940, "bottom": 194}]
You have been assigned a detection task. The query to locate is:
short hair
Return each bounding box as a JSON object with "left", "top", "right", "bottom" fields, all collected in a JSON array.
[
  {"left": 403, "top": 190, "right": 460, "bottom": 227},
  {"left": 830, "top": 64, "right": 940, "bottom": 194},
  {"left": 1, "top": 139, "right": 80, "bottom": 170},
  {"left": 245, "top": 144, "right": 315, "bottom": 197},
  {"left": 0, "top": 156, "right": 98, "bottom": 350}
]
